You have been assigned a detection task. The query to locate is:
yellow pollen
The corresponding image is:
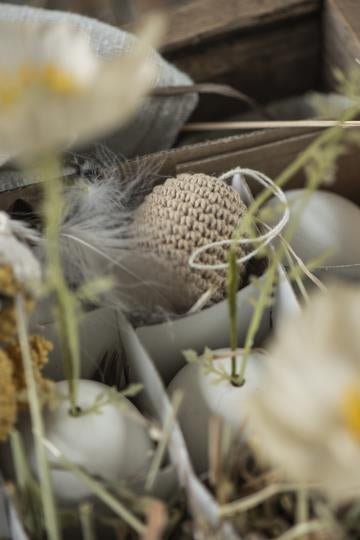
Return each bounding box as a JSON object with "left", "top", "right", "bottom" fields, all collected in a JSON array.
[
  {"left": 0, "top": 85, "right": 20, "bottom": 106},
  {"left": 0, "top": 69, "right": 23, "bottom": 107},
  {"left": 42, "top": 63, "right": 81, "bottom": 94},
  {"left": 341, "top": 384, "right": 360, "bottom": 440},
  {"left": 18, "top": 65, "right": 37, "bottom": 86},
  {"left": 0, "top": 61, "right": 82, "bottom": 109}
]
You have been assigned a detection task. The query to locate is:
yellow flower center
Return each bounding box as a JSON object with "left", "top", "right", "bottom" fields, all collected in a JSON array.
[
  {"left": 0, "top": 62, "right": 83, "bottom": 107},
  {"left": 341, "top": 384, "right": 360, "bottom": 440},
  {"left": 42, "top": 64, "right": 81, "bottom": 94},
  {"left": 0, "top": 85, "right": 20, "bottom": 106}
]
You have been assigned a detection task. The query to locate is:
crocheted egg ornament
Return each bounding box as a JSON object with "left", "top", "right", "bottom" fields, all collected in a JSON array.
[{"left": 134, "top": 173, "right": 249, "bottom": 312}]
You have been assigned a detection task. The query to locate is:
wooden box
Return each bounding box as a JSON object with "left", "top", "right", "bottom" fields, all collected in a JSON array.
[
  {"left": 162, "top": 0, "right": 359, "bottom": 120},
  {"left": 130, "top": 0, "right": 360, "bottom": 204}
]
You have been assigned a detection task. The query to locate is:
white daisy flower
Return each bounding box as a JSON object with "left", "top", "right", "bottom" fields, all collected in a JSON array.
[
  {"left": 248, "top": 284, "right": 360, "bottom": 502},
  {"left": 0, "top": 15, "right": 164, "bottom": 159}
]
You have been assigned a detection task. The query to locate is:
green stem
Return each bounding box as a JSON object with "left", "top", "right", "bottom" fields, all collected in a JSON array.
[
  {"left": 10, "top": 430, "right": 27, "bottom": 493},
  {"left": 43, "top": 439, "right": 146, "bottom": 535},
  {"left": 238, "top": 265, "right": 276, "bottom": 384},
  {"left": 10, "top": 430, "right": 43, "bottom": 539},
  {"left": 227, "top": 247, "right": 240, "bottom": 383},
  {"left": 233, "top": 105, "right": 360, "bottom": 383},
  {"left": 15, "top": 294, "right": 61, "bottom": 540},
  {"left": 79, "top": 503, "right": 96, "bottom": 540},
  {"left": 296, "top": 486, "right": 308, "bottom": 524},
  {"left": 39, "top": 156, "right": 80, "bottom": 413},
  {"left": 239, "top": 105, "right": 360, "bottom": 234},
  {"left": 238, "top": 188, "right": 319, "bottom": 382},
  {"left": 145, "top": 391, "right": 182, "bottom": 491}
]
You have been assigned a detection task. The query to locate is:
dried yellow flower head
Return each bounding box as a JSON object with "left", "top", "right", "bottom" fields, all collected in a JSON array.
[
  {"left": 0, "top": 265, "right": 21, "bottom": 297},
  {"left": 6, "top": 335, "right": 54, "bottom": 407},
  {"left": 0, "top": 349, "right": 17, "bottom": 442},
  {"left": 0, "top": 332, "right": 54, "bottom": 442},
  {"left": 0, "top": 265, "right": 34, "bottom": 343},
  {"left": 0, "top": 262, "right": 53, "bottom": 441},
  {"left": 134, "top": 173, "right": 248, "bottom": 312}
]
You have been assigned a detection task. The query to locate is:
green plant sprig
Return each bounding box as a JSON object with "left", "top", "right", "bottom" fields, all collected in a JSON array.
[
  {"left": 226, "top": 247, "right": 241, "bottom": 384},
  {"left": 15, "top": 294, "right": 61, "bottom": 540},
  {"left": 79, "top": 503, "right": 96, "bottom": 540},
  {"left": 37, "top": 155, "right": 81, "bottom": 415},
  {"left": 10, "top": 430, "right": 44, "bottom": 539},
  {"left": 43, "top": 438, "right": 146, "bottom": 535},
  {"left": 72, "top": 384, "right": 144, "bottom": 417},
  {"left": 226, "top": 87, "right": 360, "bottom": 383},
  {"left": 145, "top": 390, "right": 182, "bottom": 491}
]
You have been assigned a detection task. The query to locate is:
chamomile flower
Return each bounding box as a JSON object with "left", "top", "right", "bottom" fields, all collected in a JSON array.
[
  {"left": 0, "top": 16, "right": 164, "bottom": 159},
  {"left": 248, "top": 284, "right": 360, "bottom": 502}
]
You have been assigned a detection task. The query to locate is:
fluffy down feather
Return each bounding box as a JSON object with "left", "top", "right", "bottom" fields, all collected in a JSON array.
[{"left": 51, "top": 150, "right": 167, "bottom": 316}]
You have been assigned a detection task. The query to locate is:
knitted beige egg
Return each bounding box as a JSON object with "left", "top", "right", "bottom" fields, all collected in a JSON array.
[{"left": 134, "top": 173, "right": 249, "bottom": 313}]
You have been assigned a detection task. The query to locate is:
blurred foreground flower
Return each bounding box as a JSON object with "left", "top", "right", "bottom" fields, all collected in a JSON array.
[
  {"left": 0, "top": 15, "right": 164, "bottom": 160},
  {"left": 249, "top": 284, "right": 360, "bottom": 502},
  {"left": 0, "top": 12, "right": 165, "bottom": 412}
]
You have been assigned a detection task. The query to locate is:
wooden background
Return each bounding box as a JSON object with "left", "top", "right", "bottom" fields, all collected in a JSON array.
[
  {"left": 0, "top": 0, "right": 323, "bottom": 121},
  {"left": 0, "top": 0, "right": 185, "bottom": 25}
]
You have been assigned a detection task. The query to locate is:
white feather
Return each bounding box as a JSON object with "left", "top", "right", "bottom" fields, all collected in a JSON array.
[{"left": 50, "top": 150, "right": 169, "bottom": 316}]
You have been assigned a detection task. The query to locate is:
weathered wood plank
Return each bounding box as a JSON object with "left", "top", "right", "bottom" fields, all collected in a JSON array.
[
  {"left": 128, "top": 126, "right": 360, "bottom": 204},
  {"left": 176, "top": 133, "right": 360, "bottom": 203},
  {"left": 162, "top": 0, "right": 322, "bottom": 51},
  {"left": 323, "top": 0, "right": 360, "bottom": 88},
  {"left": 168, "top": 17, "right": 321, "bottom": 119}
]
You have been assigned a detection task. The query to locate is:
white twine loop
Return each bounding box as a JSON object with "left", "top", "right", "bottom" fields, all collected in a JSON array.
[{"left": 188, "top": 167, "right": 290, "bottom": 271}]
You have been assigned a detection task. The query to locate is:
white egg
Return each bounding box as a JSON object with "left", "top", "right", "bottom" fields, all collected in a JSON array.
[
  {"left": 265, "top": 189, "right": 360, "bottom": 279},
  {"left": 26, "top": 380, "right": 153, "bottom": 502},
  {"left": 135, "top": 277, "right": 270, "bottom": 385},
  {"left": 167, "top": 351, "right": 263, "bottom": 473}
]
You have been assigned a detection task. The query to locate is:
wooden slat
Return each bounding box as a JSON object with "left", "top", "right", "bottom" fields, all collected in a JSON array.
[
  {"left": 128, "top": 127, "right": 360, "bottom": 204},
  {"left": 127, "top": 0, "right": 360, "bottom": 206},
  {"left": 175, "top": 134, "right": 360, "bottom": 204},
  {"left": 162, "top": 0, "right": 321, "bottom": 52},
  {"left": 323, "top": 0, "right": 360, "bottom": 88},
  {"left": 168, "top": 16, "right": 321, "bottom": 119}
]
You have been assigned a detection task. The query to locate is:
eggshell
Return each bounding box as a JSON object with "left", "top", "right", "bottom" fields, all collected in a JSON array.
[
  {"left": 135, "top": 274, "right": 270, "bottom": 385},
  {"left": 265, "top": 189, "right": 360, "bottom": 279},
  {"left": 167, "top": 351, "right": 263, "bottom": 473},
  {"left": 30, "top": 306, "right": 122, "bottom": 380},
  {"left": 26, "top": 380, "right": 153, "bottom": 502}
]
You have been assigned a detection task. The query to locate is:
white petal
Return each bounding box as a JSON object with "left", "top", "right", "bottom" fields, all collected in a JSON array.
[{"left": 0, "top": 15, "right": 165, "bottom": 157}]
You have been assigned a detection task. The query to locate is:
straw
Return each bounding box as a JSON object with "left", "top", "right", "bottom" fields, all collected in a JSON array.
[{"left": 182, "top": 119, "right": 360, "bottom": 131}]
